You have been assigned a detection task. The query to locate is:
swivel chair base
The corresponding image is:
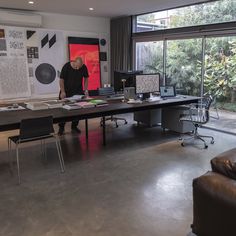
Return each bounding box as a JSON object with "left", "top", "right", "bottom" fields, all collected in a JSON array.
[
  {"left": 181, "top": 125, "right": 214, "bottom": 149},
  {"left": 100, "top": 116, "right": 128, "bottom": 128}
]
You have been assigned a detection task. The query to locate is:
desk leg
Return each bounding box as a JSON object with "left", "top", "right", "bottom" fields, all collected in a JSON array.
[
  {"left": 85, "top": 119, "right": 88, "bottom": 143},
  {"left": 102, "top": 116, "right": 106, "bottom": 146}
]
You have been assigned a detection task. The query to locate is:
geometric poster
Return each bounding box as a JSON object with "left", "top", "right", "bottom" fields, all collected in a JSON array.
[
  {"left": 33, "top": 30, "right": 64, "bottom": 95},
  {"left": 26, "top": 30, "right": 39, "bottom": 92}
]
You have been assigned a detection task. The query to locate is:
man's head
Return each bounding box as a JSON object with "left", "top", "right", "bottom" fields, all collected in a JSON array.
[{"left": 73, "top": 57, "right": 83, "bottom": 69}]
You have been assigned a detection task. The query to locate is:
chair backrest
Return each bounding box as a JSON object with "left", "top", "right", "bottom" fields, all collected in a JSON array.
[
  {"left": 19, "top": 116, "right": 54, "bottom": 140},
  {"left": 200, "top": 95, "right": 213, "bottom": 123},
  {"left": 98, "top": 87, "right": 115, "bottom": 96}
]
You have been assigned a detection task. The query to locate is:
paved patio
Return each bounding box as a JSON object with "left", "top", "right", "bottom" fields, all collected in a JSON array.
[{"left": 206, "top": 108, "right": 236, "bottom": 134}]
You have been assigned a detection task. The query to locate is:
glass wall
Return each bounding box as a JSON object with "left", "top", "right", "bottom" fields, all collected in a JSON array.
[
  {"left": 135, "top": 0, "right": 236, "bottom": 33},
  {"left": 166, "top": 38, "right": 202, "bottom": 96},
  {"left": 134, "top": 36, "right": 236, "bottom": 133},
  {"left": 136, "top": 41, "right": 163, "bottom": 74},
  {"left": 205, "top": 36, "right": 236, "bottom": 111}
]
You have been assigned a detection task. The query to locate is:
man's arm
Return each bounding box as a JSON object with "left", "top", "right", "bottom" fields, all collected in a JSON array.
[
  {"left": 83, "top": 64, "right": 89, "bottom": 96},
  {"left": 59, "top": 79, "right": 66, "bottom": 99},
  {"left": 84, "top": 77, "right": 88, "bottom": 90}
]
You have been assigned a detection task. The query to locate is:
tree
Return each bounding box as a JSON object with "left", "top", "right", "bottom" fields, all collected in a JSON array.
[
  {"left": 143, "top": 0, "right": 236, "bottom": 100},
  {"left": 204, "top": 40, "right": 236, "bottom": 102}
]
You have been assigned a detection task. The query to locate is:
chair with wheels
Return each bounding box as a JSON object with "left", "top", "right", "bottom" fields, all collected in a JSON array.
[
  {"left": 8, "top": 116, "right": 65, "bottom": 184},
  {"left": 179, "top": 95, "right": 215, "bottom": 149},
  {"left": 98, "top": 87, "right": 127, "bottom": 128},
  {"left": 204, "top": 92, "right": 220, "bottom": 120}
]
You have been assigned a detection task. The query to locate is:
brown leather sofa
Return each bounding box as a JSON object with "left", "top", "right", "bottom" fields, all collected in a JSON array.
[{"left": 192, "top": 148, "right": 236, "bottom": 236}]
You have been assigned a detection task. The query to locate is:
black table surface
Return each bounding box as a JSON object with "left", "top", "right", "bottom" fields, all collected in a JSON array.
[{"left": 0, "top": 95, "right": 200, "bottom": 132}]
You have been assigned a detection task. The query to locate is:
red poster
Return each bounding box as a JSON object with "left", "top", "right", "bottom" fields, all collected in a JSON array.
[{"left": 69, "top": 43, "right": 101, "bottom": 91}]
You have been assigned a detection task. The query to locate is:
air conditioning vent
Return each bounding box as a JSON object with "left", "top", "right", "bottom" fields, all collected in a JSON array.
[{"left": 0, "top": 10, "right": 42, "bottom": 27}]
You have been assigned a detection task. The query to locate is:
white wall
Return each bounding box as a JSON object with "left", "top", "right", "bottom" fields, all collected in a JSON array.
[
  {"left": 40, "top": 12, "right": 109, "bottom": 33},
  {"left": 40, "top": 12, "right": 110, "bottom": 85}
]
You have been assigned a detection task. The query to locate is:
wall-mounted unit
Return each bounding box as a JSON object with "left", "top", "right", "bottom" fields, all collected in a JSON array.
[{"left": 0, "top": 10, "right": 42, "bottom": 27}]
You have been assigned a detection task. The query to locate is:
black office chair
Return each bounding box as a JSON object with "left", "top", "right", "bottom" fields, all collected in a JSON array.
[
  {"left": 8, "top": 116, "right": 65, "bottom": 184},
  {"left": 98, "top": 87, "right": 127, "bottom": 128},
  {"left": 180, "top": 95, "right": 215, "bottom": 149}
]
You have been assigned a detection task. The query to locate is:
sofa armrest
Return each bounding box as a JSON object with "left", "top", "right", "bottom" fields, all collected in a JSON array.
[{"left": 192, "top": 171, "right": 236, "bottom": 236}]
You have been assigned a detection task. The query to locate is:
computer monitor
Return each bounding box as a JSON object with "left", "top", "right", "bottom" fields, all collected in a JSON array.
[
  {"left": 160, "top": 86, "right": 176, "bottom": 98},
  {"left": 114, "top": 70, "right": 143, "bottom": 92},
  {"left": 135, "top": 74, "right": 160, "bottom": 99}
]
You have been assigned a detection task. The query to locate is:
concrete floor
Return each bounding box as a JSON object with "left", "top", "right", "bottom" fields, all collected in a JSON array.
[{"left": 0, "top": 114, "right": 235, "bottom": 236}]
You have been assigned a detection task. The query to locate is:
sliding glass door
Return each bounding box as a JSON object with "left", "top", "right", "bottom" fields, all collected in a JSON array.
[
  {"left": 134, "top": 35, "right": 236, "bottom": 133},
  {"left": 204, "top": 36, "right": 236, "bottom": 133}
]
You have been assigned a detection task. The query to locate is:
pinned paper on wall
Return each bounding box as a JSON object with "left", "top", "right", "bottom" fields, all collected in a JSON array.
[
  {"left": 26, "top": 31, "right": 39, "bottom": 59},
  {"left": 0, "top": 27, "right": 30, "bottom": 99},
  {"left": 0, "top": 28, "right": 7, "bottom": 57},
  {"left": 26, "top": 30, "right": 39, "bottom": 81},
  {"left": 0, "top": 57, "right": 31, "bottom": 99},
  {"left": 6, "top": 28, "right": 26, "bottom": 57},
  {"left": 0, "top": 29, "right": 5, "bottom": 38},
  {"left": 33, "top": 31, "right": 64, "bottom": 95}
]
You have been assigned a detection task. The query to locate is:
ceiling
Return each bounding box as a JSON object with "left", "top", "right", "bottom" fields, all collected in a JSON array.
[{"left": 0, "top": 0, "right": 209, "bottom": 18}]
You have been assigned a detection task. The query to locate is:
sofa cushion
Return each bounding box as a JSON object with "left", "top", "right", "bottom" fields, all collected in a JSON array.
[{"left": 211, "top": 148, "right": 236, "bottom": 180}]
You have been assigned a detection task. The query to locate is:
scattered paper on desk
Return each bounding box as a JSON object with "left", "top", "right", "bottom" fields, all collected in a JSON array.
[
  {"left": 89, "top": 99, "right": 108, "bottom": 106},
  {"left": 44, "top": 100, "right": 63, "bottom": 108},
  {"left": 127, "top": 100, "right": 142, "bottom": 104},
  {"left": 63, "top": 104, "right": 82, "bottom": 110},
  {"left": 76, "top": 102, "right": 95, "bottom": 108},
  {"left": 65, "top": 95, "right": 85, "bottom": 102},
  {"left": 0, "top": 106, "right": 26, "bottom": 112}
]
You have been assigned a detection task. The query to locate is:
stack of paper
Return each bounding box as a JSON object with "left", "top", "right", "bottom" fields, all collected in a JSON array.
[
  {"left": 63, "top": 104, "right": 82, "bottom": 110},
  {"left": 26, "top": 102, "right": 49, "bottom": 110},
  {"left": 44, "top": 100, "right": 64, "bottom": 108}
]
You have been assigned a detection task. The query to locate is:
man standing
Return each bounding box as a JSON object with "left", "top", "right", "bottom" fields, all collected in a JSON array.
[{"left": 58, "top": 56, "right": 89, "bottom": 135}]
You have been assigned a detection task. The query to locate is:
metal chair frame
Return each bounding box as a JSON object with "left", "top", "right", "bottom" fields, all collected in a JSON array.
[
  {"left": 180, "top": 96, "right": 215, "bottom": 149},
  {"left": 8, "top": 116, "right": 65, "bottom": 184}
]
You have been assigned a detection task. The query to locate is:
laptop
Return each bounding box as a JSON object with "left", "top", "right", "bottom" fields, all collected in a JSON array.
[{"left": 160, "top": 86, "right": 176, "bottom": 99}]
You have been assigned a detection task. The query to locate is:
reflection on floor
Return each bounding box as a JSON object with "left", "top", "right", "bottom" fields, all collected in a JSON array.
[{"left": 0, "top": 114, "right": 235, "bottom": 236}]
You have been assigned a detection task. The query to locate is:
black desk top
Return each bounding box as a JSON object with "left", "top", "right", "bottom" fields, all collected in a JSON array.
[{"left": 0, "top": 96, "right": 200, "bottom": 132}]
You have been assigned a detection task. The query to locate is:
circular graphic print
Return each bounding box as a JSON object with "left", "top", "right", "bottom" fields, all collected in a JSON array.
[{"left": 35, "top": 63, "right": 56, "bottom": 84}]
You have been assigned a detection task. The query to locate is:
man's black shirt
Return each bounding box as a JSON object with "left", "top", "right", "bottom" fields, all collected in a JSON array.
[{"left": 60, "top": 62, "right": 89, "bottom": 97}]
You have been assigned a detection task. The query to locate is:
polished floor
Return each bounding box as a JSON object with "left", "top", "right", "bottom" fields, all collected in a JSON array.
[
  {"left": 0, "top": 114, "right": 235, "bottom": 236},
  {"left": 207, "top": 108, "right": 236, "bottom": 133}
]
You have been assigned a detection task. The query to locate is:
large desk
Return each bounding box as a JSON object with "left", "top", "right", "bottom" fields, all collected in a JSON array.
[{"left": 0, "top": 96, "right": 199, "bottom": 145}]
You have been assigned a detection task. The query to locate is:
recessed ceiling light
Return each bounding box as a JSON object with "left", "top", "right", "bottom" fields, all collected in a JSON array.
[
  {"left": 28, "top": 1, "right": 34, "bottom": 4},
  {"left": 89, "top": 8, "right": 94, "bottom": 11}
]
